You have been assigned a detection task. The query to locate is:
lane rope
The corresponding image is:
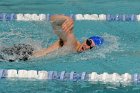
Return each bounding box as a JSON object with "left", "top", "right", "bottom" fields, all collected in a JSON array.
[
  {"left": 0, "top": 69, "right": 140, "bottom": 85},
  {"left": 0, "top": 13, "right": 140, "bottom": 21}
]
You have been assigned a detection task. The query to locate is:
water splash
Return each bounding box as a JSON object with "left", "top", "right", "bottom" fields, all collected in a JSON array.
[{"left": 0, "top": 31, "right": 43, "bottom": 62}]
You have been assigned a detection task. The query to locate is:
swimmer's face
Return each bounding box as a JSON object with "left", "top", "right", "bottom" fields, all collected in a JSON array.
[{"left": 78, "top": 39, "right": 95, "bottom": 52}]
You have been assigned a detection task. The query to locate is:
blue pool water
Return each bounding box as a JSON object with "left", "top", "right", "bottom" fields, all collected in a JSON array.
[{"left": 0, "top": 0, "right": 140, "bottom": 93}]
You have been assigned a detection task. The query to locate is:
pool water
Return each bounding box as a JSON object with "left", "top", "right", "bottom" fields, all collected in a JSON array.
[{"left": 0, "top": 0, "right": 140, "bottom": 93}]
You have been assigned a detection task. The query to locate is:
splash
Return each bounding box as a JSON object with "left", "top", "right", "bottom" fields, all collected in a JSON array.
[
  {"left": 0, "top": 21, "right": 54, "bottom": 62},
  {"left": 0, "top": 31, "right": 43, "bottom": 62}
]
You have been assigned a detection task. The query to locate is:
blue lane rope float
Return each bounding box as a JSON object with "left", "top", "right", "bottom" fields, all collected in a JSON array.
[
  {"left": 0, "top": 13, "right": 16, "bottom": 21},
  {"left": 0, "top": 13, "right": 140, "bottom": 21},
  {"left": 0, "top": 69, "right": 4, "bottom": 79},
  {"left": 1, "top": 69, "right": 140, "bottom": 86}
]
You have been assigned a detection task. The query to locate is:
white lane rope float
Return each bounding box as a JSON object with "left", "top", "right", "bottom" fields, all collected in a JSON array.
[
  {"left": 0, "top": 13, "right": 140, "bottom": 21},
  {"left": 0, "top": 69, "right": 140, "bottom": 86}
]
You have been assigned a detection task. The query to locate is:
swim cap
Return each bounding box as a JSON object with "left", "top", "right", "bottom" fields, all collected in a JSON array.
[{"left": 89, "top": 36, "right": 104, "bottom": 46}]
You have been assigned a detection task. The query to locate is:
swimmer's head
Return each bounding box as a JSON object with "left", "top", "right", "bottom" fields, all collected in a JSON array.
[{"left": 77, "top": 36, "right": 104, "bottom": 52}]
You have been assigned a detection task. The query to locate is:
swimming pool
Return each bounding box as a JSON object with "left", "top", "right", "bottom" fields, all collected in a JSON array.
[{"left": 0, "top": 0, "right": 140, "bottom": 93}]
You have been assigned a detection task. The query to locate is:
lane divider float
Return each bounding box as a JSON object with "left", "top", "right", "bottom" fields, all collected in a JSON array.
[
  {"left": 0, "top": 69, "right": 140, "bottom": 85},
  {"left": 0, "top": 13, "right": 140, "bottom": 21}
]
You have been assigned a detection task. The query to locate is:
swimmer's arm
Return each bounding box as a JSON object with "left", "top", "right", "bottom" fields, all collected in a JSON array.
[
  {"left": 50, "top": 15, "right": 67, "bottom": 30},
  {"left": 50, "top": 15, "right": 69, "bottom": 23},
  {"left": 33, "top": 40, "right": 60, "bottom": 57},
  {"left": 50, "top": 15, "right": 74, "bottom": 33}
]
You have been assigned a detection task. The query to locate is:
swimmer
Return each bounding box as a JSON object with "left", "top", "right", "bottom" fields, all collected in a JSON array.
[
  {"left": 33, "top": 15, "right": 104, "bottom": 57},
  {"left": 0, "top": 15, "right": 103, "bottom": 62}
]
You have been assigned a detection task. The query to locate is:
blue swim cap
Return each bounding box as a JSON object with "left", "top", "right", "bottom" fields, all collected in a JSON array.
[{"left": 89, "top": 36, "right": 104, "bottom": 46}]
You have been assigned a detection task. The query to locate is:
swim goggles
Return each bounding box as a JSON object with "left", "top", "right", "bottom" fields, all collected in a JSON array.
[{"left": 86, "top": 39, "right": 93, "bottom": 49}]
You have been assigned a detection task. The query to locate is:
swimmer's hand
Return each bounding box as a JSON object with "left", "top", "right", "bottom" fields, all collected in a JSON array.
[
  {"left": 51, "top": 15, "right": 74, "bottom": 34},
  {"left": 62, "top": 17, "right": 74, "bottom": 34},
  {"left": 51, "top": 19, "right": 66, "bottom": 30}
]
